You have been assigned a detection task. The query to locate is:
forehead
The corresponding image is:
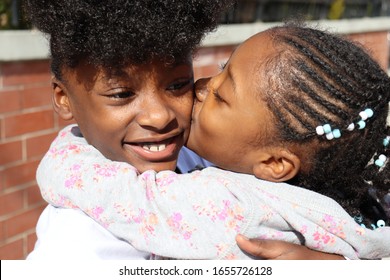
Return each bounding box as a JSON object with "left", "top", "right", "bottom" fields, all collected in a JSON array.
[
  {"left": 234, "top": 30, "right": 276, "bottom": 62},
  {"left": 61, "top": 56, "right": 193, "bottom": 85},
  {"left": 228, "top": 30, "right": 280, "bottom": 87}
]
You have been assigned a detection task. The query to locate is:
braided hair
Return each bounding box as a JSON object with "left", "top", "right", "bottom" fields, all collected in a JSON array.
[
  {"left": 24, "top": 0, "right": 234, "bottom": 79},
  {"left": 263, "top": 23, "right": 390, "bottom": 227}
]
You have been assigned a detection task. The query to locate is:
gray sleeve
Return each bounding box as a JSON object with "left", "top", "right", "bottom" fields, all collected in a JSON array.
[{"left": 36, "top": 126, "right": 390, "bottom": 259}]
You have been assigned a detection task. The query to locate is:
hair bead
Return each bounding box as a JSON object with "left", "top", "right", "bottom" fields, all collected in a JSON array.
[
  {"left": 347, "top": 123, "right": 355, "bottom": 131},
  {"left": 375, "top": 154, "right": 387, "bottom": 167},
  {"left": 358, "top": 108, "right": 374, "bottom": 121},
  {"left": 375, "top": 160, "right": 384, "bottom": 167},
  {"left": 384, "top": 136, "right": 390, "bottom": 147},
  {"left": 377, "top": 220, "right": 386, "bottom": 227},
  {"left": 316, "top": 126, "right": 325, "bottom": 135},
  {"left": 364, "top": 108, "right": 374, "bottom": 118},
  {"left": 359, "top": 111, "right": 368, "bottom": 121},
  {"left": 323, "top": 124, "right": 331, "bottom": 134},
  {"left": 332, "top": 129, "right": 341, "bottom": 138},
  {"left": 326, "top": 132, "right": 334, "bottom": 140},
  {"left": 314, "top": 108, "right": 373, "bottom": 140},
  {"left": 357, "top": 120, "right": 366, "bottom": 129}
]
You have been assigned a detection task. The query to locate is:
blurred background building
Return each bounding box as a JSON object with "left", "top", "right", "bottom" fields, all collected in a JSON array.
[{"left": 1, "top": 0, "right": 390, "bottom": 259}]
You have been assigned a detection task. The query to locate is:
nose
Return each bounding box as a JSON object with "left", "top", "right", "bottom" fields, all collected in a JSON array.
[
  {"left": 136, "top": 95, "right": 174, "bottom": 130},
  {"left": 194, "top": 77, "right": 211, "bottom": 102}
]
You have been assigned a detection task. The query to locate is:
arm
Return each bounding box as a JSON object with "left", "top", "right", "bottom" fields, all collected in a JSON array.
[
  {"left": 178, "top": 149, "right": 346, "bottom": 261},
  {"left": 38, "top": 127, "right": 255, "bottom": 259},
  {"left": 235, "top": 235, "right": 345, "bottom": 260},
  {"left": 178, "top": 145, "right": 344, "bottom": 261},
  {"left": 38, "top": 126, "right": 390, "bottom": 259}
]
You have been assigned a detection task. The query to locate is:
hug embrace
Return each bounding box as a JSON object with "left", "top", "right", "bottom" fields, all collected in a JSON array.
[{"left": 25, "top": 0, "right": 389, "bottom": 260}]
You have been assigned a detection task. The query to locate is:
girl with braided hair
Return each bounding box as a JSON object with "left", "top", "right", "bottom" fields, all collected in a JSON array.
[
  {"left": 25, "top": 0, "right": 330, "bottom": 260},
  {"left": 194, "top": 22, "right": 390, "bottom": 233},
  {"left": 35, "top": 23, "right": 390, "bottom": 259}
]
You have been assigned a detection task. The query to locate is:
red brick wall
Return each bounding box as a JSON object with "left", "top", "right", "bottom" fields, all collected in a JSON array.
[
  {"left": 0, "top": 31, "right": 388, "bottom": 260},
  {"left": 0, "top": 60, "right": 74, "bottom": 259},
  {"left": 347, "top": 31, "right": 389, "bottom": 70}
]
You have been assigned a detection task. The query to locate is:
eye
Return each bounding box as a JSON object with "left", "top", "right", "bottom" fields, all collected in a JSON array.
[
  {"left": 213, "top": 90, "right": 225, "bottom": 103},
  {"left": 167, "top": 79, "right": 193, "bottom": 91},
  {"left": 108, "top": 91, "right": 135, "bottom": 99}
]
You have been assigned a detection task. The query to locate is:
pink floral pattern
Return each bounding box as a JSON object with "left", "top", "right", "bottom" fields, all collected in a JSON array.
[{"left": 36, "top": 125, "right": 390, "bottom": 260}]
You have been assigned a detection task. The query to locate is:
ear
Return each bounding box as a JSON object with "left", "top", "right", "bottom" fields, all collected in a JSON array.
[
  {"left": 253, "top": 149, "right": 301, "bottom": 182},
  {"left": 52, "top": 77, "right": 74, "bottom": 121}
]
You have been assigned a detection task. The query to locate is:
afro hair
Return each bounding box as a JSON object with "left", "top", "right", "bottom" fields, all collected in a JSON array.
[{"left": 24, "top": 0, "right": 235, "bottom": 76}]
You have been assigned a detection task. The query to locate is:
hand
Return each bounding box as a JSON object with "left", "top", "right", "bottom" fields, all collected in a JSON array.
[{"left": 236, "top": 234, "right": 345, "bottom": 260}]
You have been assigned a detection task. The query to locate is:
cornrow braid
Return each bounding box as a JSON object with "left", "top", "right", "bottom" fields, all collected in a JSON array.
[{"left": 263, "top": 23, "right": 390, "bottom": 226}]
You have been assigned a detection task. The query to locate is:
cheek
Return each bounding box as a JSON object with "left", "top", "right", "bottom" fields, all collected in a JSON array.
[
  {"left": 175, "top": 93, "right": 194, "bottom": 127},
  {"left": 196, "top": 105, "right": 222, "bottom": 140}
]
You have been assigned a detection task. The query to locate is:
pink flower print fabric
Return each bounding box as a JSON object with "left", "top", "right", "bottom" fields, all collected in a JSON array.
[{"left": 36, "top": 125, "right": 390, "bottom": 259}]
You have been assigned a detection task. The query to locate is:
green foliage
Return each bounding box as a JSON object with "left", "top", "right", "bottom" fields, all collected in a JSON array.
[
  {"left": 0, "top": 0, "right": 386, "bottom": 30},
  {"left": 328, "top": 0, "right": 345, "bottom": 20},
  {"left": 0, "top": 0, "right": 30, "bottom": 30}
]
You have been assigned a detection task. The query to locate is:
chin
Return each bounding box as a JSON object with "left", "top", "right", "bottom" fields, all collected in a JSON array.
[{"left": 138, "top": 162, "right": 177, "bottom": 173}]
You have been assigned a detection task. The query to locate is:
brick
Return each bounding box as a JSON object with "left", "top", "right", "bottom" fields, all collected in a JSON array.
[
  {"left": 0, "top": 117, "right": 3, "bottom": 139},
  {"left": 347, "top": 31, "right": 389, "bottom": 70},
  {"left": 0, "top": 220, "right": 4, "bottom": 241},
  {"left": 194, "top": 64, "right": 221, "bottom": 80},
  {"left": 4, "top": 110, "right": 55, "bottom": 137},
  {"left": 0, "top": 140, "right": 23, "bottom": 165},
  {"left": 26, "top": 184, "right": 46, "bottom": 206},
  {"left": 0, "top": 190, "right": 24, "bottom": 216},
  {"left": 0, "top": 90, "right": 22, "bottom": 114},
  {"left": 2, "top": 160, "right": 39, "bottom": 189},
  {"left": 2, "top": 60, "right": 51, "bottom": 88},
  {"left": 26, "top": 132, "right": 57, "bottom": 159},
  {"left": 0, "top": 239, "right": 24, "bottom": 260},
  {"left": 27, "top": 232, "right": 38, "bottom": 256},
  {"left": 215, "top": 45, "right": 236, "bottom": 58},
  {"left": 0, "top": 170, "right": 4, "bottom": 192},
  {"left": 21, "top": 85, "right": 52, "bottom": 109},
  {"left": 4, "top": 205, "right": 45, "bottom": 239}
]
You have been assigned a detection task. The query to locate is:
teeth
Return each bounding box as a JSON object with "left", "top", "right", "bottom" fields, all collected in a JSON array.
[
  {"left": 142, "top": 144, "right": 167, "bottom": 152},
  {"left": 149, "top": 145, "right": 158, "bottom": 152}
]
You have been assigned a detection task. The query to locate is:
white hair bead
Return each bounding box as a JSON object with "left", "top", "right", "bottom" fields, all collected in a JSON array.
[
  {"left": 316, "top": 126, "right": 325, "bottom": 135},
  {"left": 347, "top": 123, "right": 355, "bottom": 131},
  {"left": 359, "top": 110, "right": 368, "bottom": 120},
  {"left": 378, "top": 154, "right": 387, "bottom": 162},
  {"left": 325, "top": 132, "right": 334, "bottom": 140}
]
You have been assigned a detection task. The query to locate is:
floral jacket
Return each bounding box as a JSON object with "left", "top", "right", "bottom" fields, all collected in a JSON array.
[{"left": 36, "top": 125, "right": 390, "bottom": 259}]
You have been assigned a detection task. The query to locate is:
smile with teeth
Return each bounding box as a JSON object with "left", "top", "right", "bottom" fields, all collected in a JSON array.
[
  {"left": 127, "top": 136, "right": 178, "bottom": 160},
  {"left": 142, "top": 143, "right": 167, "bottom": 152}
]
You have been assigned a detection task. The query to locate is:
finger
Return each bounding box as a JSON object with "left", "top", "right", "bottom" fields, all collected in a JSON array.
[
  {"left": 235, "top": 234, "right": 282, "bottom": 259},
  {"left": 236, "top": 234, "right": 345, "bottom": 260}
]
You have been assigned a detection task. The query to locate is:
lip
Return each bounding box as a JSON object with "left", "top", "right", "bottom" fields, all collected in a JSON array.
[{"left": 123, "top": 134, "right": 182, "bottom": 162}]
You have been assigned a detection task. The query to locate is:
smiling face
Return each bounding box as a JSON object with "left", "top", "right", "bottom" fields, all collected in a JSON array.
[
  {"left": 53, "top": 58, "right": 194, "bottom": 172},
  {"left": 188, "top": 31, "right": 281, "bottom": 174}
]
